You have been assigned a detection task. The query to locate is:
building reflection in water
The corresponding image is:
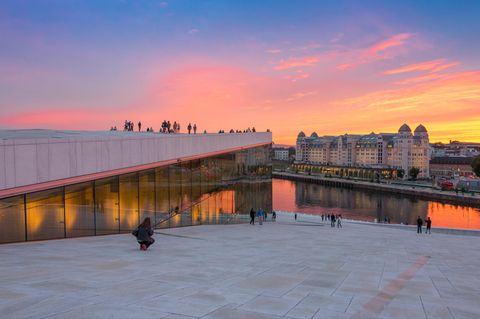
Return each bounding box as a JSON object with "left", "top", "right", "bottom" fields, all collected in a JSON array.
[{"left": 273, "top": 179, "right": 480, "bottom": 230}]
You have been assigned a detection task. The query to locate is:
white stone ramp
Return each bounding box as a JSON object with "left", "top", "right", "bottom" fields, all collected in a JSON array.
[{"left": 0, "top": 213, "right": 479, "bottom": 319}]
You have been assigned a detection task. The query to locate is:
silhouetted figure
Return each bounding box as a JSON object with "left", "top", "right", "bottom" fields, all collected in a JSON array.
[
  {"left": 331, "top": 214, "right": 336, "bottom": 227},
  {"left": 188, "top": 123, "right": 192, "bottom": 134},
  {"left": 193, "top": 124, "right": 197, "bottom": 134},
  {"left": 426, "top": 217, "right": 432, "bottom": 234},
  {"left": 417, "top": 216, "right": 423, "bottom": 234},
  {"left": 132, "top": 217, "right": 155, "bottom": 251},
  {"left": 250, "top": 208, "right": 255, "bottom": 225},
  {"left": 138, "top": 121, "right": 142, "bottom": 132},
  {"left": 294, "top": 213, "right": 297, "bottom": 221}
]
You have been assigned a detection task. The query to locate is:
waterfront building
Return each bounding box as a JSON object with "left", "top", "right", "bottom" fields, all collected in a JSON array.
[
  {"left": 0, "top": 130, "right": 272, "bottom": 244},
  {"left": 430, "top": 156, "right": 475, "bottom": 178},
  {"left": 295, "top": 124, "right": 431, "bottom": 178},
  {"left": 273, "top": 147, "right": 290, "bottom": 161},
  {"left": 431, "top": 141, "right": 480, "bottom": 158}
]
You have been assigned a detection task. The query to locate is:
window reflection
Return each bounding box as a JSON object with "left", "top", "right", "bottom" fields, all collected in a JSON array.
[
  {"left": 26, "top": 188, "right": 64, "bottom": 241},
  {"left": 65, "top": 182, "right": 94, "bottom": 237},
  {"left": 0, "top": 195, "right": 25, "bottom": 243},
  {"left": 95, "top": 177, "right": 119, "bottom": 235},
  {"left": 119, "top": 173, "right": 139, "bottom": 231}
]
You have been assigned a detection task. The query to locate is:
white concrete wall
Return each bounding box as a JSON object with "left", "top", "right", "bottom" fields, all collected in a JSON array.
[{"left": 0, "top": 132, "right": 271, "bottom": 191}]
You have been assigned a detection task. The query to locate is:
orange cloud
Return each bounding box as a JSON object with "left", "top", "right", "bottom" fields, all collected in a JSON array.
[
  {"left": 273, "top": 56, "right": 320, "bottom": 70},
  {"left": 384, "top": 59, "right": 458, "bottom": 75}
]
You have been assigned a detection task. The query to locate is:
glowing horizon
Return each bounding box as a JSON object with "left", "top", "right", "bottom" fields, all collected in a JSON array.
[{"left": 1, "top": 1, "right": 479, "bottom": 145}]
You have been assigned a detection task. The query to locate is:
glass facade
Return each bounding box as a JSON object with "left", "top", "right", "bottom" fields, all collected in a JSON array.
[{"left": 0, "top": 145, "right": 272, "bottom": 244}]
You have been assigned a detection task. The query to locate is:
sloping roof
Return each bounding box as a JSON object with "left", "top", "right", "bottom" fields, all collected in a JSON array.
[
  {"left": 414, "top": 124, "right": 427, "bottom": 133},
  {"left": 398, "top": 124, "right": 412, "bottom": 133},
  {"left": 430, "top": 157, "right": 474, "bottom": 165}
]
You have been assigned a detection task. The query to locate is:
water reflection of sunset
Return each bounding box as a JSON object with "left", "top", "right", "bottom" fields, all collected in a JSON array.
[
  {"left": 428, "top": 202, "right": 480, "bottom": 230},
  {"left": 273, "top": 179, "right": 480, "bottom": 230}
]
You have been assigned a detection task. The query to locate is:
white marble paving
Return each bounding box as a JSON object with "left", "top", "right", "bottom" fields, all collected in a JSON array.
[{"left": 0, "top": 213, "right": 479, "bottom": 319}]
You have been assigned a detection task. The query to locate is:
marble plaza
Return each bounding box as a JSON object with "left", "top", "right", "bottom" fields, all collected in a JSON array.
[{"left": 1, "top": 213, "right": 479, "bottom": 319}]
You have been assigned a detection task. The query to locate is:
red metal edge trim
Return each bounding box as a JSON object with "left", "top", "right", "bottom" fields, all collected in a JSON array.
[{"left": 0, "top": 141, "right": 272, "bottom": 199}]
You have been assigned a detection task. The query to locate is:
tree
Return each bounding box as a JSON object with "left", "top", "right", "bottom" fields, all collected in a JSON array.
[
  {"left": 396, "top": 169, "right": 404, "bottom": 179},
  {"left": 409, "top": 167, "right": 420, "bottom": 180},
  {"left": 472, "top": 156, "right": 480, "bottom": 178}
]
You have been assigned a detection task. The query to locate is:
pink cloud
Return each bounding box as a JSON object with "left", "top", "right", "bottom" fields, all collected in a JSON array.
[
  {"left": 265, "top": 49, "right": 282, "bottom": 54},
  {"left": 274, "top": 56, "right": 320, "bottom": 70},
  {"left": 396, "top": 73, "right": 446, "bottom": 85},
  {"left": 384, "top": 59, "right": 458, "bottom": 75},
  {"left": 336, "top": 33, "right": 415, "bottom": 71},
  {"left": 366, "top": 33, "right": 413, "bottom": 56}
]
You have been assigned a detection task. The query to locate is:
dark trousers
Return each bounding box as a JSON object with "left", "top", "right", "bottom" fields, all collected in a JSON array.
[
  {"left": 417, "top": 225, "right": 422, "bottom": 233},
  {"left": 426, "top": 226, "right": 431, "bottom": 234},
  {"left": 139, "top": 238, "right": 155, "bottom": 248},
  {"left": 250, "top": 216, "right": 255, "bottom": 224}
]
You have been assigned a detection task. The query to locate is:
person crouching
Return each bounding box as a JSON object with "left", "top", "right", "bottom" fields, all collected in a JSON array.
[{"left": 132, "top": 217, "right": 155, "bottom": 251}]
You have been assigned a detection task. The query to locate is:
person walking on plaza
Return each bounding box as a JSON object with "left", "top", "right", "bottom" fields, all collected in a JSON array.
[
  {"left": 257, "top": 208, "right": 264, "bottom": 225},
  {"left": 250, "top": 208, "right": 255, "bottom": 225},
  {"left": 321, "top": 214, "right": 324, "bottom": 222},
  {"left": 294, "top": 213, "right": 297, "bottom": 221},
  {"left": 138, "top": 121, "right": 142, "bottom": 132},
  {"left": 132, "top": 217, "right": 155, "bottom": 251},
  {"left": 426, "top": 217, "right": 432, "bottom": 234},
  {"left": 187, "top": 123, "right": 192, "bottom": 134},
  {"left": 331, "top": 214, "right": 336, "bottom": 227},
  {"left": 417, "top": 216, "right": 423, "bottom": 234},
  {"left": 264, "top": 210, "right": 268, "bottom": 221},
  {"left": 272, "top": 211, "right": 276, "bottom": 221},
  {"left": 193, "top": 123, "right": 197, "bottom": 134},
  {"left": 337, "top": 215, "right": 342, "bottom": 228}
]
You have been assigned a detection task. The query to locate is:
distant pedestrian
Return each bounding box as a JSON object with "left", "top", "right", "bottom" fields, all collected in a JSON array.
[
  {"left": 187, "top": 123, "right": 192, "bottom": 134},
  {"left": 257, "top": 208, "right": 264, "bottom": 225},
  {"left": 417, "top": 216, "right": 423, "bottom": 234},
  {"left": 272, "top": 211, "right": 276, "bottom": 221},
  {"left": 193, "top": 124, "right": 197, "bottom": 134},
  {"left": 337, "top": 216, "right": 342, "bottom": 228},
  {"left": 294, "top": 213, "right": 297, "bottom": 221},
  {"left": 331, "top": 215, "right": 336, "bottom": 227},
  {"left": 264, "top": 210, "right": 268, "bottom": 221},
  {"left": 321, "top": 214, "right": 324, "bottom": 222},
  {"left": 250, "top": 208, "right": 255, "bottom": 225},
  {"left": 138, "top": 121, "right": 142, "bottom": 132},
  {"left": 426, "top": 217, "right": 432, "bottom": 234}
]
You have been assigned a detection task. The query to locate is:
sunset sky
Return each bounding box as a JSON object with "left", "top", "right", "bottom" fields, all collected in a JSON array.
[{"left": 1, "top": 0, "right": 479, "bottom": 144}]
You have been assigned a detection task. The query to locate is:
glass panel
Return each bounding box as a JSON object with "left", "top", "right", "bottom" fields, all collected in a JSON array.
[
  {"left": 191, "top": 160, "right": 202, "bottom": 226},
  {"left": 95, "top": 177, "right": 119, "bottom": 235},
  {"left": 26, "top": 188, "right": 64, "bottom": 241},
  {"left": 155, "top": 167, "right": 170, "bottom": 229},
  {"left": 0, "top": 195, "right": 25, "bottom": 243},
  {"left": 139, "top": 170, "right": 155, "bottom": 225},
  {"left": 199, "top": 194, "right": 209, "bottom": 224},
  {"left": 119, "top": 173, "right": 139, "bottom": 231},
  {"left": 169, "top": 164, "right": 182, "bottom": 228},
  {"left": 180, "top": 162, "right": 192, "bottom": 227},
  {"left": 65, "top": 182, "right": 94, "bottom": 237}
]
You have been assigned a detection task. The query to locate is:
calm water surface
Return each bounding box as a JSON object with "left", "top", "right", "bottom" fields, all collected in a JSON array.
[{"left": 273, "top": 178, "right": 480, "bottom": 230}]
